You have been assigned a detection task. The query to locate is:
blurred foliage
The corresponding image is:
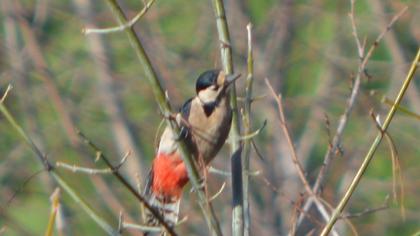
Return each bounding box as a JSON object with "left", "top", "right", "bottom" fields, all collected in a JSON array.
[{"left": 0, "top": 0, "right": 419, "bottom": 235}]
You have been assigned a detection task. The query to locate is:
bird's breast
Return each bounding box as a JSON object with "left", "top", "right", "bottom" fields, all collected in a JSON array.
[{"left": 187, "top": 97, "right": 232, "bottom": 163}]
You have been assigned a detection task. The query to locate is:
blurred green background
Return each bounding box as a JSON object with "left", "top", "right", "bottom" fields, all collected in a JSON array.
[{"left": 0, "top": 0, "right": 419, "bottom": 235}]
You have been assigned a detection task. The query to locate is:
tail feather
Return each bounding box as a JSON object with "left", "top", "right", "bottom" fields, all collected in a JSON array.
[
  {"left": 146, "top": 194, "right": 181, "bottom": 226},
  {"left": 143, "top": 152, "right": 187, "bottom": 235},
  {"left": 143, "top": 193, "right": 181, "bottom": 236}
]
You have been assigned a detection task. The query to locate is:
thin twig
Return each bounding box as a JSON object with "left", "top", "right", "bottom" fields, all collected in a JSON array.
[
  {"left": 209, "top": 167, "right": 260, "bottom": 179},
  {"left": 55, "top": 163, "right": 113, "bottom": 174},
  {"left": 55, "top": 151, "right": 130, "bottom": 175},
  {"left": 381, "top": 96, "right": 420, "bottom": 120},
  {"left": 0, "top": 85, "right": 13, "bottom": 103},
  {"left": 6, "top": 169, "right": 45, "bottom": 206},
  {"left": 297, "top": 3, "right": 408, "bottom": 228},
  {"left": 45, "top": 188, "right": 61, "bottom": 236},
  {"left": 209, "top": 182, "right": 227, "bottom": 202},
  {"left": 122, "top": 223, "right": 162, "bottom": 233},
  {"left": 369, "top": 0, "right": 420, "bottom": 109},
  {"left": 340, "top": 197, "right": 389, "bottom": 219},
  {"left": 320, "top": 47, "right": 420, "bottom": 236},
  {"left": 317, "top": 196, "right": 360, "bottom": 236},
  {"left": 288, "top": 194, "right": 303, "bottom": 236},
  {"left": 349, "top": 0, "right": 363, "bottom": 59},
  {"left": 265, "top": 79, "right": 339, "bottom": 236},
  {"left": 83, "top": 0, "right": 156, "bottom": 34},
  {"left": 209, "top": 167, "right": 231, "bottom": 177},
  {"left": 237, "top": 94, "right": 267, "bottom": 103},
  {"left": 13, "top": 0, "right": 79, "bottom": 145},
  {"left": 237, "top": 120, "right": 266, "bottom": 141},
  {"left": 77, "top": 130, "right": 177, "bottom": 236},
  {"left": 74, "top": 0, "right": 147, "bottom": 181},
  {"left": 122, "top": 216, "right": 188, "bottom": 233},
  {"left": 370, "top": 112, "right": 406, "bottom": 219},
  {"left": 0, "top": 101, "right": 118, "bottom": 235},
  {"left": 342, "top": 206, "right": 389, "bottom": 219},
  {"left": 10, "top": 0, "right": 138, "bottom": 223},
  {"left": 258, "top": 176, "right": 324, "bottom": 228}
]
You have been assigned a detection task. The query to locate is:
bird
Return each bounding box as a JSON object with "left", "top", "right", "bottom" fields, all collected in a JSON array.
[{"left": 143, "top": 69, "right": 238, "bottom": 233}]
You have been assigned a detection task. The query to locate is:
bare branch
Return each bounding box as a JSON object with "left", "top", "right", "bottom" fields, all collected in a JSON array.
[
  {"left": 0, "top": 103, "right": 118, "bottom": 235},
  {"left": 55, "top": 151, "right": 129, "bottom": 175},
  {"left": 349, "top": 0, "right": 363, "bottom": 59},
  {"left": 320, "top": 47, "right": 420, "bottom": 236},
  {"left": 45, "top": 188, "right": 61, "bottom": 236},
  {"left": 121, "top": 216, "right": 188, "bottom": 233},
  {"left": 209, "top": 182, "right": 227, "bottom": 202},
  {"left": 122, "top": 223, "right": 162, "bottom": 233},
  {"left": 370, "top": 112, "right": 406, "bottom": 220},
  {"left": 209, "top": 166, "right": 231, "bottom": 177},
  {"left": 0, "top": 85, "right": 13, "bottom": 103},
  {"left": 381, "top": 95, "right": 420, "bottom": 120},
  {"left": 83, "top": 0, "right": 156, "bottom": 34},
  {"left": 77, "top": 130, "right": 178, "bottom": 235},
  {"left": 298, "top": 4, "right": 409, "bottom": 229},
  {"left": 237, "top": 120, "right": 267, "bottom": 141},
  {"left": 13, "top": 0, "right": 79, "bottom": 145},
  {"left": 265, "top": 78, "right": 339, "bottom": 236},
  {"left": 340, "top": 200, "right": 389, "bottom": 219}
]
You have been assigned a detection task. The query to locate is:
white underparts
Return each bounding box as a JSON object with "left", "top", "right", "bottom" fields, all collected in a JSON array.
[{"left": 158, "top": 126, "right": 178, "bottom": 154}]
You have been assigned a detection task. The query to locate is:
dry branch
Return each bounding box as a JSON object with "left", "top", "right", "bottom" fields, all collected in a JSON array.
[
  {"left": 265, "top": 79, "right": 339, "bottom": 236},
  {"left": 74, "top": 0, "right": 146, "bottom": 181},
  {"left": 242, "top": 23, "right": 253, "bottom": 236},
  {"left": 320, "top": 47, "right": 420, "bottom": 236},
  {"left": 297, "top": 3, "right": 409, "bottom": 230},
  {"left": 0, "top": 100, "right": 118, "bottom": 235}
]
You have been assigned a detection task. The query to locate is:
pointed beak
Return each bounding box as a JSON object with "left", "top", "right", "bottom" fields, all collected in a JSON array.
[{"left": 225, "top": 73, "right": 241, "bottom": 86}]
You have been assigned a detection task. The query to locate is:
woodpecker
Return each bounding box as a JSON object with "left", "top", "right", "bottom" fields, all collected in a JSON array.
[{"left": 144, "top": 70, "right": 237, "bottom": 232}]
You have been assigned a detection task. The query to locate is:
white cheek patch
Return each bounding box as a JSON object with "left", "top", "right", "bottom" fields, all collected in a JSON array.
[{"left": 198, "top": 88, "right": 219, "bottom": 104}]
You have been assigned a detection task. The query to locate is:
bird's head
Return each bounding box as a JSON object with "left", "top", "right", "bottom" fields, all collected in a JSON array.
[{"left": 195, "top": 70, "right": 239, "bottom": 105}]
